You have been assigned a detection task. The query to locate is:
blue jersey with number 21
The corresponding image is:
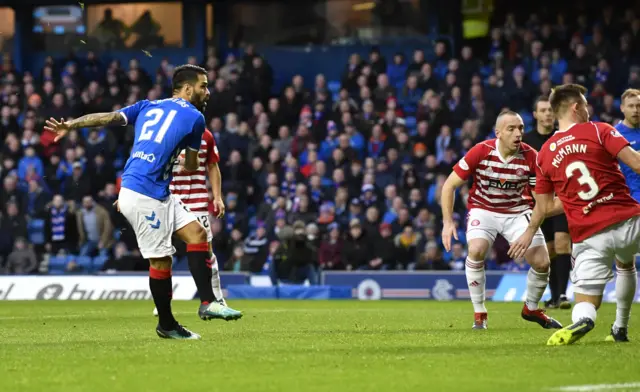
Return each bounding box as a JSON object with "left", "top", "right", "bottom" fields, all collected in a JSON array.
[{"left": 118, "top": 98, "right": 205, "bottom": 201}]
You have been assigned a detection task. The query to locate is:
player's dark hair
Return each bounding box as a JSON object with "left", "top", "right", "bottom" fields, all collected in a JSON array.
[
  {"left": 549, "top": 84, "right": 587, "bottom": 117},
  {"left": 533, "top": 95, "right": 550, "bottom": 112},
  {"left": 172, "top": 64, "right": 207, "bottom": 93}
]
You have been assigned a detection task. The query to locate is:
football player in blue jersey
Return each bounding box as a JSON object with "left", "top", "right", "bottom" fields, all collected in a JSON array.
[
  {"left": 616, "top": 88, "right": 640, "bottom": 202},
  {"left": 45, "top": 64, "right": 241, "bottom": 340}
]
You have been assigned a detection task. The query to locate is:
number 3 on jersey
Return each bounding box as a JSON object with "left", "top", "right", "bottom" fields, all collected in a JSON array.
[
  {"left": 565, "top": 161, "right": 600, "bottom": 200},
  {"left": 139, "top": 108, "right": 177, "bottom": 143}
]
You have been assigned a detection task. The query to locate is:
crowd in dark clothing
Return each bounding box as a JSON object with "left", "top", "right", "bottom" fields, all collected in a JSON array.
[{"left": 1, "top": 5, "right": 639, "bottom": 276}]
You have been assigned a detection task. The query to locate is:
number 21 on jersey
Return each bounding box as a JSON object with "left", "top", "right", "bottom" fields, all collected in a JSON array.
[
  {"left": 566, "top": 161, "right": 600, "bottom": 200},
  {"left": 138, "top": 108, "right": 177, "bottom": 143}
]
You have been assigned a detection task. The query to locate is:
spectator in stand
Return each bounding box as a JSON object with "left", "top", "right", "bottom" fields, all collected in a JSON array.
[
  {"left": 76, "top": 196, "right": 113, "bottom": 258},
  {"left": 45, "top": 195, "right": 79, "bottom": 256},
  {"left": 3, "top": 237, "right": 38, "bottom": 274}
]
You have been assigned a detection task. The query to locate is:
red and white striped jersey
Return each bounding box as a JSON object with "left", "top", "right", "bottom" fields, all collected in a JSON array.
[
  {"left": 452, "top": 139, "right": 537, "bottom": 214},
  {"left": 169, "top": 128, "right": 220, "bottom": 214}
]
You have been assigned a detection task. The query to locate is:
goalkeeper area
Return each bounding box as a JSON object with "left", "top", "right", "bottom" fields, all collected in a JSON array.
[{"left": 1, "top": 301, "right": 639, "bottom": 392}]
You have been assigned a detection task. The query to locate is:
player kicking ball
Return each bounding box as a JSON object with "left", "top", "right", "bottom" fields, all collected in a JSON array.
[
  {"left": 441, "top": 110, "right": 563, "bottom": 330},
  {"left": 46, "top": 65, "right": 239, "bottom": 340},
  {"left": 509, "top": 84, "right": 640, "bottom": 345},
  {"left": 152, "top": 127, "right": 242, "bottom": 320}
]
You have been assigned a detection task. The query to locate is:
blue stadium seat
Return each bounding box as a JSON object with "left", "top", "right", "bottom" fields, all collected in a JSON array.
[
  {"left": 27, "top": 219, "right": 45, "bottom": 245},
  {"left": 405, "top": 116, "right": 417, "bottom": 130},
  {"left": 519, "top": 112, "right": 534, "bottom": 128},
  {"left": 68, "top": 256, "right": 92, "bottom": 272},
  {"left": 48, "top": 256, "right": 67, "bottom": 272},
  {"left": 92, "top": 255, "right": 109, "bottom": 272},
  {"left": 614, "top": 98, "right": 621, "bottom": 108},
  {"left": 327, "top": 80, "right": 341, "bottom": 94}
]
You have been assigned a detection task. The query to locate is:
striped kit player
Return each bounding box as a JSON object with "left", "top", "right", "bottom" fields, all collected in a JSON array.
[{"left": 441, "top": 110, "right": 562, "bottom": 331}]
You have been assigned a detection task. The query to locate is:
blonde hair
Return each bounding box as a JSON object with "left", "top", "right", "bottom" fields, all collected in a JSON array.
[{"left": 621, "top": 89, "right": 640, "bottom": 103}]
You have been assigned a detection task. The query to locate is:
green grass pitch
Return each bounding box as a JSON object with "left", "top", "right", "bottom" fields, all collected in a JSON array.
[{"left": 1, "top": 301, "right": 639, "bottom": 392}]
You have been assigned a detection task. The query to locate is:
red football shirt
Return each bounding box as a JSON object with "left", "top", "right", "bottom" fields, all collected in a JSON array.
[
  {"left": 453, "top": 139, "right": 537, "bottom": 214},
  {"left": 169, "top": 128, "right": 219, "bottom": 214},
  {"left": 535, "top": 121, "right": 640, "bottom": 242}
]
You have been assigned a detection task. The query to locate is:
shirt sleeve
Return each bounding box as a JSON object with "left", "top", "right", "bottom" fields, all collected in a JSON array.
[
  {"left": 534, "top": 160, "right": 554, "bottom": 194},
  {"left": 597, "top": 122, "right": 630, "bottom": 157},
  {"left": 185, "top": 114, "right": 206, "bottom": 151},
  {"left": 527, "top": 149, "right": 538, "bottom": 187},
  {"left": 452, "top": 144, "right": 485, "bottom": 181},
  {"left": 204, "top": 129, "right": 220, "bottom": 164},
  {"left": 117, "top": 100, "right": 148, "bottom": 126}
]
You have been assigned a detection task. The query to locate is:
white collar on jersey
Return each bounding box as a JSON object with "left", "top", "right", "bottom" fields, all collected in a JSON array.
[
  {"left": 494, "top": 139, "right": 518, "bottom": 164},
  {"left": 555, "top": 123, "right": 577, "bottom": 134}
]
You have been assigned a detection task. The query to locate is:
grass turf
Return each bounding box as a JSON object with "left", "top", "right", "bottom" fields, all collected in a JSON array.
[{"left": 0, "top": 301, "right": 639, "bottom": 392}]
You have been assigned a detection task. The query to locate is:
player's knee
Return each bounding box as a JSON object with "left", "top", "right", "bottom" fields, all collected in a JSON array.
[
  {"left": 554, "top": 233, "right": 571, "bottom": 255},
  {"left": 525, "top": 246, "right": 550, "bottom": 272},
  {"left": 149, "top": 257, "right": 172, "bottom": 271},
  {"left": 467, "top": 240, "right": 489, "bottom": 261},
  {"left": 191, "top": 223, "right": 208, "bottom": 244}
]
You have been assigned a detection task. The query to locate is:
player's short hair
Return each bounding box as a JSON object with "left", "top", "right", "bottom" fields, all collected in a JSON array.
[
  {"left": 495, "top": 109, "right": 519, "bottom": 129},
  {"left": 533, "top": 95, "right": 550, "bottom": 111},
  {"left": 172, "top": 64, "right": 207, "bottom": 93},
  {"left": 621, "top": 88, "right": 640, "bottom": 103},
  {"left": 549, "top": 84, "right": 587, "bottom": 117}
]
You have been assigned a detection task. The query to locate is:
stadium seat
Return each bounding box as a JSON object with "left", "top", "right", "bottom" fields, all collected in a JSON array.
[
  {"left": 67, "top": 255, "right": 92, "bottom": 272},
  {"left": 92, "top": 255, "right": 109, "bottom": 272},
  {"left": 327, "top": 80, "right": 341, "bottom": 94},
  {"left": 405, "top": 116, "right": 417, "bottom": 130},
  {"left": 27, "top": 219, "right": 45, "bottom": 245},
  {"left": 48, "top": 256, "right": 68, "bottom": 273}
]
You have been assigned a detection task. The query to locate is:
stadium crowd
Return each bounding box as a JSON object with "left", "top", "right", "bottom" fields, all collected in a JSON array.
[{"left": 1, "top": 5, "right": 639, "bottom": 279}]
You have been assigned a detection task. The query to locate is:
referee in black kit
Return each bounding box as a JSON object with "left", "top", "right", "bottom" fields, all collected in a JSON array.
[{"left": 523, "top": 96, "right": 571, "bottom": 309}]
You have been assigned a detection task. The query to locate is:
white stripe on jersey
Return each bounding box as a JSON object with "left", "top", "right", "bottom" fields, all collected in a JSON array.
[
  {"left": 169, "top": 184, "right": 207, "bottom": 191},
  {"left": 478, "top": 159, "right": 530, "bottom": 171}
]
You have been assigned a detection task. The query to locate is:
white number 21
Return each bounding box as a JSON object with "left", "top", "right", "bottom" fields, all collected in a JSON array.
[
  {"left": 138, "top": 108, "right": 177, "bottom": 143},
  {"left": 565, "top": 161, "right": 600, "bottom": 200}
]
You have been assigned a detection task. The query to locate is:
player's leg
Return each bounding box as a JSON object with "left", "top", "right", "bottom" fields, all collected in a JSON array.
[
  {"left": 553, "top": 216, "right": 572, "bottom": 309},
  {"left": 198, "top": 215, "right": 227, "bottom": 306},
  {"left": 606, "top": 217, "right": 640, "bottom": 342},
  {"left": 173, "top": 200, "right": 241, "bottom": 321},
  {"left": 606, "top": 260, "right": 636, "bottom": 342},
  {"left": 465, "top": 209, "right": 497, "bottom": 330},
  {"left": 522, "top": 244, "right": 563, "bottom": 329},
  {"left": 504, "top": 212, "right": 562, "bottom": 329},
  {"left": 541, "top": 220, "right": 558, "bottom": 308},
  {"left": 547, "top": 234, "right": 613, "bottom": 346},
  {"left": 118, "top": 188, "right": 199, "bottom": 339}
]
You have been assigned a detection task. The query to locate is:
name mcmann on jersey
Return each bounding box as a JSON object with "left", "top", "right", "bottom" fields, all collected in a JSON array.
[{"left": 551, "top": 144, "right": 588, "bottom": 168}]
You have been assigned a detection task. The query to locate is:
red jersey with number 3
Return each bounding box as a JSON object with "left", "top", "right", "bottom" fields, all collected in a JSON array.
[
  {"left": 535, "top": 121, "right": 640, "bottom": 243},
  {"left": 169, "top": 128, "right": 219, "bottom": 214},
  {"left": 452, "top": 139, "right": 537, "bottom": 214}
]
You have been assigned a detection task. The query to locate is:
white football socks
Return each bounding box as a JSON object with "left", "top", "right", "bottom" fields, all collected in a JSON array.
[
  {"left": 465, "top": 258, "right": 487, "bottom": 313},
  {"left": 614, "top": 266, "right": 637, "bottom": 329},
  {"left": 572, "top": 301, "right": 597, "bottom": 324},
  {"left": 525, "top": 268, "right": 549, "bottom": 311},
  {"left": 210, "top": 254, "right": 225, "bottom": 304}
]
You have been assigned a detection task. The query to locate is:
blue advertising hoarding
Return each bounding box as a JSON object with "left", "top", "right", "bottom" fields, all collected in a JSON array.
[{"left": 322, "top": 271, "right": 505, "bottom": 300}]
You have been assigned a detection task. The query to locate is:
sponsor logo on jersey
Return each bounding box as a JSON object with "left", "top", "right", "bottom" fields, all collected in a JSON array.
[
  {"left": 488, "top": 179, "right": 520, "bottom": 189},
  {"left": 549, "top": 142, "right": 557, "bottom": 152},
  {"left": 131, "top": 151, "right": 156, "bottom": 163},
  {"left": 471, "top": 219, "right": 480, "bottom": 226},
  {"left": 556, "top": 135, "right": 575, "bottom": 147},
  {"left": 458, "top": 157, "right": 469, "bottom": 170},
  {"left": 516, "top": 168, "right": 525, "bottom": 176},
  {"left": 611, "top": 129, "right": 622, "bottom": 137}
]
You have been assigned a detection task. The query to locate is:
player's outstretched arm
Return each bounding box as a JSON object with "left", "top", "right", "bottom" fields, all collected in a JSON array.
[
  {"left": 44, "top": 112, "right": 126, "bottom": 142},
  {"left": 441, "top": 172, "right": 465, "bottom": 252},
  {"left": 617, "top": 146, "right": 640, "bottom": 174}
]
